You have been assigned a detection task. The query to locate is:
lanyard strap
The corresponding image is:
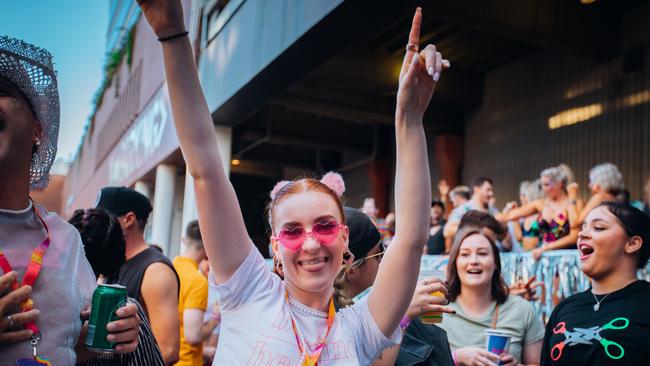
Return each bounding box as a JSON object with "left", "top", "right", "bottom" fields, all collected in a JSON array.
[
  {"left": 0, "top": 203, "right": 51, "bottom": 334},
  {"left": 285, "top": 291, "right": 336, "bottom": 366},
  {"left": 491, "top": 303, "right": 500, "bottom": 329}
]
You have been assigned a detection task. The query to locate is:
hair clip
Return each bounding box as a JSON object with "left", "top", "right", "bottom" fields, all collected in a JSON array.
[
  {"left": 269, "top": 172, "right": 346, "bottom": 200},
  {"left": 321, "top": 172, "right": 345, "bottom": 197},
  {"left": 270, "top": 180, "right": 291, "bottom": 200}
]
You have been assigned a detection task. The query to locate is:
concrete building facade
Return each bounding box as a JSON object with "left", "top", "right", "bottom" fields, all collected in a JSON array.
[{"left": 65, "top": 0, "right": 650, "bottom": 257}]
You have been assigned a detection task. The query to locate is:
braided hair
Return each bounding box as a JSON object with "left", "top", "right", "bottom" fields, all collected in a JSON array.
[
  {"left": 69, "top": 208, "right": 126, "bottom": 280},
  {"left": 333, "top": 264, "right": 354, "bottom": 309}
]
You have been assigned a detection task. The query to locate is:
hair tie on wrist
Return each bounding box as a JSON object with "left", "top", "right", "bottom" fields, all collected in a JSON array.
[
  {"left": 399, "top": 315, "right": 411, "bottom": 331},
  {"left": 158, "top": 31, "right": 189, "bottom": 42}
]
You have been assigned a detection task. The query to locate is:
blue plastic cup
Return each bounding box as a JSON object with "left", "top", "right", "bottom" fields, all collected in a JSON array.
[{"left": 485, "top": 329, "right": 512, "bottom": 365}]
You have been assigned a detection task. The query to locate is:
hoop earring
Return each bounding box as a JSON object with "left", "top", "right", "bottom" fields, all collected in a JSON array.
[
  {"left": 343, "top": 248, "right": 355, "bottom": 265},
  {"left": 273, "top": 256, "right": 284, "bottom": 278}
]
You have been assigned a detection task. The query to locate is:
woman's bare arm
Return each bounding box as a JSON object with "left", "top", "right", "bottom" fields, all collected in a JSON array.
[
  {"left": 137, "top": 0, "right": 251, "bottom": 283},
  {"left": 368, "top": 8, "right": 448, "bottom": 336},
  {"left": 496, "top": 199, "right": 542, "bottom": 223}
]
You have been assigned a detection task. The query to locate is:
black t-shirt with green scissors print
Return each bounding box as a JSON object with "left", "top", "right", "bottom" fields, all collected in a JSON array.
[{"left": 541, "top": 280, "right": 650, "bottom": 365}]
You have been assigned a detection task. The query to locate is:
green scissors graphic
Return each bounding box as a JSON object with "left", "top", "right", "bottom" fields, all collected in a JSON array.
[{"left": 574, "top": 317, "right": 629, "bottom": 360}]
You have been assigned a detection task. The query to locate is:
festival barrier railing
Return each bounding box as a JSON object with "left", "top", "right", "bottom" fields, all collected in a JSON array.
[
  {"left": 266, "top": 250, "right": 650, "bottom": 320},
  {"left": 421, "top": 250, "right": 650, "bottom": 320}
]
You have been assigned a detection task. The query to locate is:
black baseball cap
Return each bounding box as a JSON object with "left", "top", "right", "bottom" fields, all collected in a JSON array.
[
  {"left": 96, "top": 186, "right": 153, "bottom": 221},
  {"left": 344, "top": 207, "right": 381, "bottom": 261}
]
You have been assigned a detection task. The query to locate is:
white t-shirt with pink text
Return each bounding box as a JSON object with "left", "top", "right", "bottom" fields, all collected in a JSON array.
[{"left": 209, "top": 245, "right": 400, "bottom": 365}]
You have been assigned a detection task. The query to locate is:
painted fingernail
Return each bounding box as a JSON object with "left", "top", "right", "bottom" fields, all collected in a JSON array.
[
  {"left": 433, "top": 72, "right": 440, "bottom": 81},
  {"left": 428, "top": 67, "right": 434, "bottom": 76}
]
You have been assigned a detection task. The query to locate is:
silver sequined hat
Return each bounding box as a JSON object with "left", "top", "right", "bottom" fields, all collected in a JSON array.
[{"left": 0, "top": 36, "right": 60, "bottom": 190}]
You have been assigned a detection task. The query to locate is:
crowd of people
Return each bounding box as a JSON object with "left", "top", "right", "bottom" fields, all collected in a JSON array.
[
  {"left": 383, "top": 161, "right": 650, "bottom": 261},
  {"left": 1, "top": 0, "right": 650, "bottom": 365}
]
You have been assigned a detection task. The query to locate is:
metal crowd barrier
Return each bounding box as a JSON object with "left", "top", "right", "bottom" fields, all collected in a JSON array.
[
  {"left": 265, "top": 250, "right": 650, "bottom": 319},
  {"left": 421, "top": 250, "right": 650, "bottom": 320}
]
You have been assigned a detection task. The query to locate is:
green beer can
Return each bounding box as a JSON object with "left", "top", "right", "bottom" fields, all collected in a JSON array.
[{"left": 84, "top": 283, "right": 128, "bottom": 353}]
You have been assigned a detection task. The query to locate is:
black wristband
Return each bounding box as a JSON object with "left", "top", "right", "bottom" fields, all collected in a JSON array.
[{"left": 158, "top": 31, "right": 189, "bottom": 42}]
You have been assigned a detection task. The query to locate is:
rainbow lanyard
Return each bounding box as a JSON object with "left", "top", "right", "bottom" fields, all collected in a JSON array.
[
  {"left": 285, "top": 291, "right": 335, "bottom": 366},
  {"left": 0, "top": 203, "right": 50, "bottom": 337}
]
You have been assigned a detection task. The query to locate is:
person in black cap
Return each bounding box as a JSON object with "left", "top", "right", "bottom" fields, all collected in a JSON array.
[
  {"left": 335, "top": 207, "right": 455, "bottom": 366},
  {"left": 96, "top": 186, "right": 153, "bottom": 229},
  {"left": 332, "top": 207, "right": 386, "bottom": 309},
  {"left": 96, "top": 186, "right": 181, "bottom": 364}
]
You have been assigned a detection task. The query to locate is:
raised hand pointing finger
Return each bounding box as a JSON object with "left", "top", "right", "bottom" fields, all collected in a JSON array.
[
  {"left": 399, "top": 7, "right": 422, "bottom": 83},
  {"left": 396, "top": 8, "right": 450, "bottom": 120}
]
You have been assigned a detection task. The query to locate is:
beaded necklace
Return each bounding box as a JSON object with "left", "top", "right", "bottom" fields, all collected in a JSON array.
[
  {"left": 284, "top": 290, "right": 335, "bottom": 366},
  {"left": 0, "top": 200, "right": 32, "bottom": 214}
]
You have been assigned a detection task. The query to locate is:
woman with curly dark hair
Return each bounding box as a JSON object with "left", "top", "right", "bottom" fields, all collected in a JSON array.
[{"left": 69, "top": 209, "right": 126, "bottom": 281}]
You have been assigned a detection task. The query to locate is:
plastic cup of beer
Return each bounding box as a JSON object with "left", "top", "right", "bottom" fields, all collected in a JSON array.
[{"left": 420, "top": 269, "right": 446, "bottom": 324}]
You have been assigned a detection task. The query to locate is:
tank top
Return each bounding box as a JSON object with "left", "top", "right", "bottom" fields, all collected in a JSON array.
[
  {"left": 113, "top": 247, "right": 180, "bottom": 305},
  {"left": 537, "top": 210, "right": 570, "bottom": 244},
  {"left": 521, "top": 219, "right": 540, "bottom": 238}
]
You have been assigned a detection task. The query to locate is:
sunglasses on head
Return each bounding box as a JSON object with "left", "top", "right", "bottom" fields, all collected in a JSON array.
[{"left": 273, "top": 220, "right": 345, "bottom": 252}]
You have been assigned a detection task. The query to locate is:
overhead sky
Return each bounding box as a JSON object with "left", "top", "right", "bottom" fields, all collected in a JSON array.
[{"left": 1, "top": 0, "right": 108, "bottom": 162}]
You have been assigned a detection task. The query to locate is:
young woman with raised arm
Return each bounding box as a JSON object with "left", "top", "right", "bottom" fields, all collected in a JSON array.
[{"left": 137, "top": 1, "right": 448, "bottom": 364}]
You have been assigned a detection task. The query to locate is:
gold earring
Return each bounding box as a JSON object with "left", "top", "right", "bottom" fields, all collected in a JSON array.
[
  {"left": 273, "top": 256, "right": 284, "bottom": 277},
  {"left": 343, "top": 249, "right": 355, "bottom": 265}
]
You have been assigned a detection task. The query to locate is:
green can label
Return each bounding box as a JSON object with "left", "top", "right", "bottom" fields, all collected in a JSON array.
[{"left": 84, "top": 283, "right": 128, "bottom": 353}]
